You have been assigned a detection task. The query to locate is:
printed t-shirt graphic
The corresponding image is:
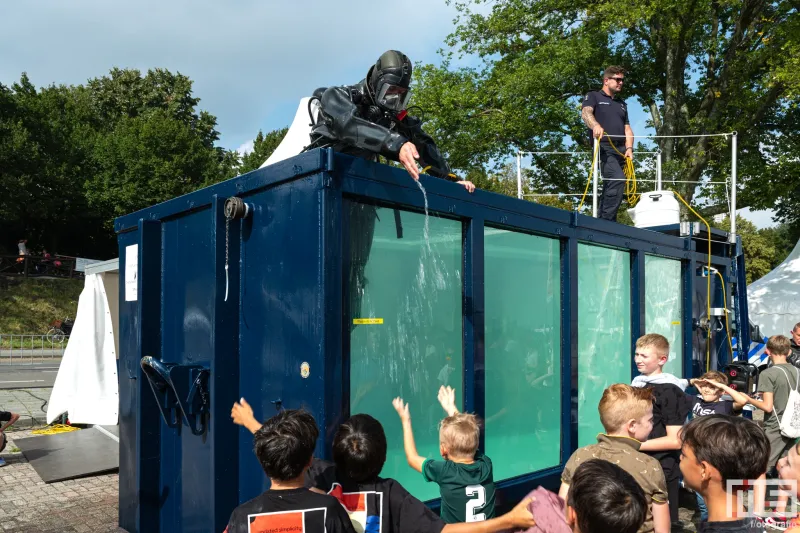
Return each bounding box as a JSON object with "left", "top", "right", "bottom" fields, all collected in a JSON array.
[
  {"left": 329, "top": 483, "right": 382, "bottom": 533},
  {"left": 248, "top": 508, "right": 327, "bottom": 533}
]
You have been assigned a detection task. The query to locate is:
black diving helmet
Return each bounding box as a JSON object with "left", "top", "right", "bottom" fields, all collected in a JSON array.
[{"left": 369, "top": 50, "right": 413, "bottom": 112}]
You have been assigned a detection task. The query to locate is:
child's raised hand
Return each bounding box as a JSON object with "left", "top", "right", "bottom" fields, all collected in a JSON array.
[
  {"left": 437, "top": 385, "right": 458, "bottom": 416},
  {"left": 231, "top": 397, "right": 256, "bottom": 427},
  {"left": 392, "top": 397, "right": 410, "bottom": 420},
  {"left": 695, "top": 378, "right": 724, "bottom": 389}
]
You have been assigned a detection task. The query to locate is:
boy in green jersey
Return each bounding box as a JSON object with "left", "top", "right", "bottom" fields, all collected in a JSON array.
[{"left": 392, "top": 386, "right": 495, "bottom": 524}]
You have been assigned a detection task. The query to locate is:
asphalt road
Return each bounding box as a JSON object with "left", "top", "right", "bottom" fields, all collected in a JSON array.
[{"left": 0, "top": 361, "right": 61, "bottom": 389}]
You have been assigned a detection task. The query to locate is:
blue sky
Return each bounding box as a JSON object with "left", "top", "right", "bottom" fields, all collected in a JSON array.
[{"left": 1, "top": 1, "right": 775, "bottom": 227}]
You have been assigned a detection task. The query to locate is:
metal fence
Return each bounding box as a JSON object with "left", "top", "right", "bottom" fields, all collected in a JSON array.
[
  {"left": 0, "top": 334, "right": 68, "bottom": 365},
  {"left": 0, "top": 254, "right": 82, "bottom": 279}
]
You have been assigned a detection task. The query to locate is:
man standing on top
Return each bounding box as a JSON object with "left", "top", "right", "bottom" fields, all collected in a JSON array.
[{"left": 581, "top": 66, "right": 634, "bottom": 222}]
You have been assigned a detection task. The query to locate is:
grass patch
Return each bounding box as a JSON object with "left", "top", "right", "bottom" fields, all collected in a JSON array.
[{"left": 0, "top": 278, "right": 83, "bottom": 335}]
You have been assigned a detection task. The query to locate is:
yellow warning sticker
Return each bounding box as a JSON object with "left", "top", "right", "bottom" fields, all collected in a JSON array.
[
  {"left": 671, "top": 321, "right": 681, "bottom": 325},
  {"left": 353, "top": 318, "right": 384, "bottom": 325}
]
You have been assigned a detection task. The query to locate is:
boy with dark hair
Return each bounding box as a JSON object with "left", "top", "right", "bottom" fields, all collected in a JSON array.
[
  {"left": 559, "top": 384, "right": 669, "bottom": 533},
  {"left": 631, "top": 333, "right": 693, "bottom": 528},
  {"left": 231, "top": 400, "right": 536, "bottom": 533},
  {"left": 684, "top": 372, "right": 749, "bottom": 521},
  {"left": 566, "top": 459, "right": 648, "bottom": 533},
  {"left": 225, "top": 409, "right": 357, "bottom": 533},
  {"left": 393, "top": 386, "right": 495, "bottom": 523},
  {"left": 679, "top": 415, "right": 769, "bottom": 532}
]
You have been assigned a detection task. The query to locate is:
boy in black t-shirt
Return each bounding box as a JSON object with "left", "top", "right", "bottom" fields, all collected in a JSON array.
[
  {"left": 688, "top": 371, "right": 747, "bottom": 418},
  {"left": 392, "top": 386, "right": 495, "bottom": 523},
  {"left": 225, "top": 409, "right": 356, "bottom": 533},
  {"left": 631, "top": 334, "right": 693, "bottom": 527},
  {"left": 230, "top": 400, "right": 535, "bottom": 533}
]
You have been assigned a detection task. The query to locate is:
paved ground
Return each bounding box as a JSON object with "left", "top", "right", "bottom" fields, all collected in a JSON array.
[
  {"left": 0, "top": 363, "right": 61, "bottom": 389},
  {"left": 0, "top": 388, "right": 52, "bottom": 426},
  {"left": 0, "top": 429, "right": 122, "bottom": 533}
]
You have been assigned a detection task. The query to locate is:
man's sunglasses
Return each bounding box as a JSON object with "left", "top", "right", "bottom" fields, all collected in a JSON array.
[{"left": 610, "top": 77, "right": 625, "bottom": 83}]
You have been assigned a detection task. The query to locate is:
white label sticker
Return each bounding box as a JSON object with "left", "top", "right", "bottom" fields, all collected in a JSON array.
[{"left": 125, "top": 244, "right": 138, "bottom": 302}]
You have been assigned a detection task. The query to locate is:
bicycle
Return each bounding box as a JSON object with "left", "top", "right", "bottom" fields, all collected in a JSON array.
[{"left": 46, "top": 318, "right": 74, "bottom": 344}]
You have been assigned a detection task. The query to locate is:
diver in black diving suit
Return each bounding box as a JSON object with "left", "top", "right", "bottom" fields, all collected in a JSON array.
[{"left": 305, "top": 50, "right": 475, "bottom": 328}]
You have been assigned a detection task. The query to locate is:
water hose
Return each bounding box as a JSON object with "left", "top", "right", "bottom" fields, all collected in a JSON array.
[
  {"left": 578, "top": 133, "right": 639, "bottom": 212},
  {"left": 671, "top": 190, "right": 713, "bottom": 372},
  {"left": 714, "top": 269, "right": 734, "bottom": 358}
]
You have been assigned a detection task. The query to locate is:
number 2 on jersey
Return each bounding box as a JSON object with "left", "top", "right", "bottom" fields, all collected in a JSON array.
[{"left": 465, "top": 485, "right": 486, "bottom": 522}]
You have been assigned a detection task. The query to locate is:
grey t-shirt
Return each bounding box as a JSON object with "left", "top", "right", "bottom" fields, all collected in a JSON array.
[{"left": 757, "top": 363, "right": 799, "bottom": 431}]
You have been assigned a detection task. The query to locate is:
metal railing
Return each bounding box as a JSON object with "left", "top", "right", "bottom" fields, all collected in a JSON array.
[
  {"left": 0, "top": 334, "right": 69, "bottom": 365},
  {"left": 0, "top": 254, "right": 82, "bottom": 279}
]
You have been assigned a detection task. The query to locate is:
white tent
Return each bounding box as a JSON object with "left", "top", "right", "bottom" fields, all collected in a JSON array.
[
  {"left": 47, "top": 260, "right": 119, "bottom": 425},
  {"left": 747, "top": 239, "right": 800, "bottom": 338},
  {"left": 259, "top": 97, "right": 319, "bottom": 169}
]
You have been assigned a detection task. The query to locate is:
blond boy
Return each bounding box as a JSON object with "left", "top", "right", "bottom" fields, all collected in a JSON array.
[
  {"left": 559, "top": 384, "right": 669, "bottom": 533},
  {"left": 393, "top": 386, "right": 495, "bottom": 523},
  {"left": 630, "top": 333, "right": 692, "bottom": 527}
]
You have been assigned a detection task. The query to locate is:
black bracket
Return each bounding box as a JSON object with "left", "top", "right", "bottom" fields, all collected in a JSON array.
[
  {"left": 140, "top": 356, "right": 181, "bottom": 428},
  {"left": 140, "top": 356, "right": 210, "bottom": 435}
]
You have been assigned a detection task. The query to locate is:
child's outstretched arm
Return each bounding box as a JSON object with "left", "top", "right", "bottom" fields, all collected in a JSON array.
[
  {"left": 696, "top": 378, "right": 749, "bottom": 410},
  {"left": 437, "top": 385, "right": 459, "bottom": 416},
  {"left": 231, "top": 398, "right": 263, "bottom": 434},
  {"left": 442, "top": 497, "right": 536, "bottom": 533},
  {"left": 392, "top": 397, "right": 425, "bottom": 472}
]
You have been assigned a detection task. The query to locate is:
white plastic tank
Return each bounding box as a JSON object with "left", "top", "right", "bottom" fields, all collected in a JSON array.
[{"left": 627, "top": 191, "right": 680, "bottom": 228}]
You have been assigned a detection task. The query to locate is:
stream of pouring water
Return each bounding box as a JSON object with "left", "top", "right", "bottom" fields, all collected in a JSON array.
[{"left": 415, "top": 180, "right": 430, "bottom": 247}]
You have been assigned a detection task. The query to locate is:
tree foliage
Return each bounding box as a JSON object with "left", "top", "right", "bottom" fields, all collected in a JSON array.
[
  {"left": 0, "top": 69, "right": 246, "bottom": 257},
  {"left": 410, "top": 0, "right": 800, "bottom": 231},
  {"left": 239, "top": 128, "right": 288, "bottom": 174},
  {"left": 713, "top": 216, "right": 795, "bottom": 284}
]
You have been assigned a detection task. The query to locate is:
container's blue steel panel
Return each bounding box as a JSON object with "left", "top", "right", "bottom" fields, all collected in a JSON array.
[
  {"left": 115, "top": 148, "right": 745, "bottom": 530},
  {"left": 237, "top": 173, "right": 333, "bottom": 501}
]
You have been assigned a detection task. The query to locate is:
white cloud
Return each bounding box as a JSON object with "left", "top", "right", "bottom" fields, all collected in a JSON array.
[
  {"left": 0, "top": 0, "right": 460, "bottom": 151},
  {"left": 236, "top": 140, "right": 255, "bottom": 157}
]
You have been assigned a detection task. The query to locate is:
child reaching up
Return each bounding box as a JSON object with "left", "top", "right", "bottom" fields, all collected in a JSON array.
[{"left": 392, "top": 386, "right": 496, "bottom": 523}]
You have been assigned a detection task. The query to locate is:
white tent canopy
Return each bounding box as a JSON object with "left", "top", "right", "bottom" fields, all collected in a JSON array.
[
  {"left": 47, "top": 266, "right": 119, "bottom": 425},
  {"left": 259, "top": 97, "right": 319, "bottom": 169},
  {"left": 747, "top": 239, "right": 800, "bottom": 338}
]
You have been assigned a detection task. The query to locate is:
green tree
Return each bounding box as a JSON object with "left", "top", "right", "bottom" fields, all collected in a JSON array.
[
  {"left": 0, "top": 68, "right": 238, "bottom": 257},
  {"left": 713, "top": 216, "right": 795, "bottom": 284},
  {"left": 239, "top": 128, "right": 288, "bottom": 174},
  {"left": 86, "top": 109, "right": 222, "bottom": 221},
  {"left": 411, "top": 0, "right": 800, "bottom": 219}
]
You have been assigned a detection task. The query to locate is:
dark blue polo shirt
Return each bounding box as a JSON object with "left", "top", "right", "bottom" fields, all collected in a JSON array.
[{"left": 582, "top": 90, "right": 629, "bottom": 148}]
